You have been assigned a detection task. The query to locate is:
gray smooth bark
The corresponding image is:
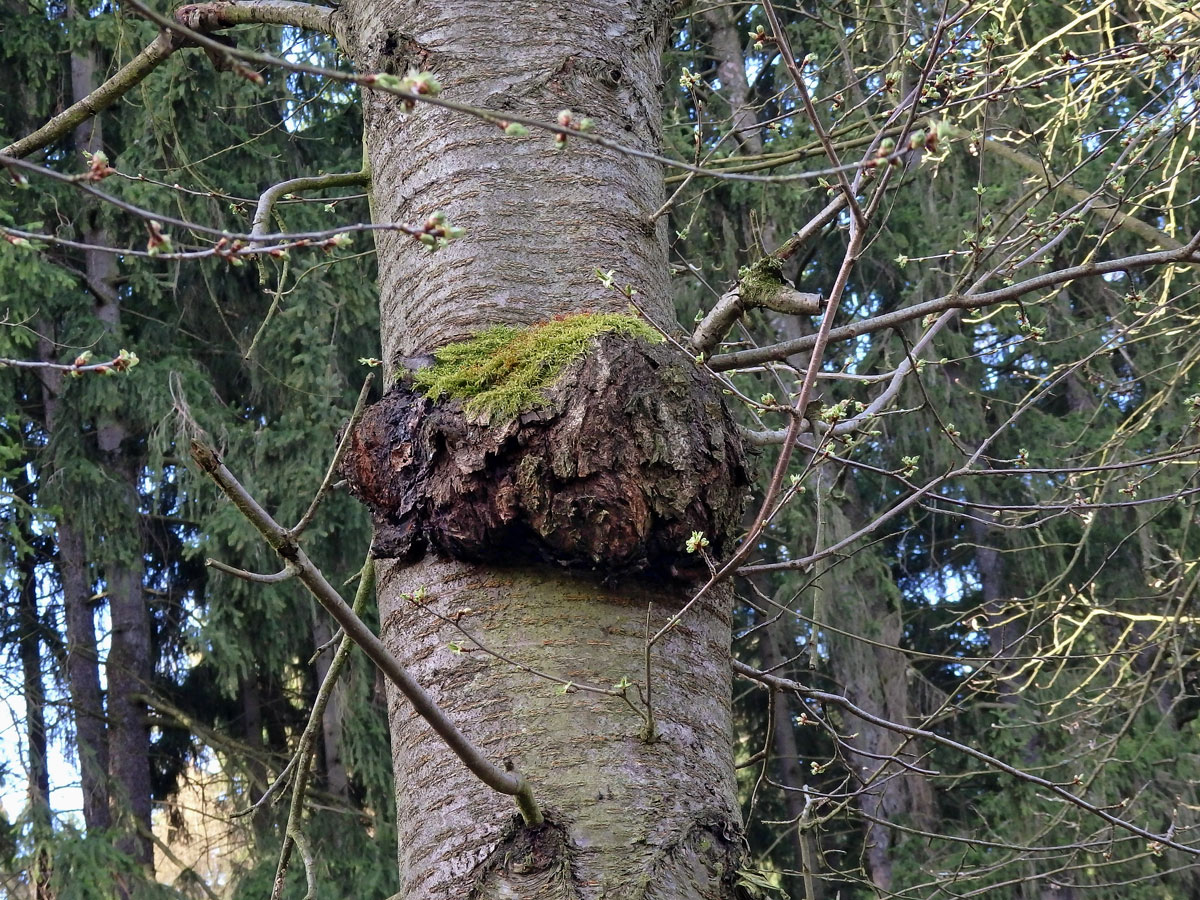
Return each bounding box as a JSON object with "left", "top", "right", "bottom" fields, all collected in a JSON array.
[{"left": 339, "top": 2, "right": 745, "bottom": 897}]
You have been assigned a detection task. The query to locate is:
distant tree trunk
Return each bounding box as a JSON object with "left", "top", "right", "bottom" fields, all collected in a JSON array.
[
  {"left": 757, "top": 611, "right": 825, "bottom": 897},
  {"left": 311, "top": 614, "right": 349, "bottom": 799},
  {"left": 17, "top": 547, "right": 50, "bottom": 820},
  {"left": 104, "top": 513, "right": 154, "bottom": 870},
  {"left": 820, "top": 482, "right": 933, "bottom": 891},
  {"left": 338, "top": 2, "right": 747, "bottom": 896},
  {"left": 972, "top": 516, "right": 1022, "bottom": 704},
  {"left": 70, "top": 14, "right": 154, "bottom": 869},
  {"left": 239, "top": 674, "right": 271, "bottom": 832},
  {"left": 14, "top": 469, "right": 51, "bottom": 899},
  {"left": 35, "top": 329, "right": 113, "bottom": 835},
  {"left": 56, "top": 520, "right": 112, "bottom": 832}
]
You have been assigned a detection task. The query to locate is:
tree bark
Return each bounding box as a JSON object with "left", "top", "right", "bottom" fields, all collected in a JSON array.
[
  {"left": 57, "top": 521, "right": 112, "bottom": 832},
  {"left": 104, "top": 510, "right": 154, "bottom": 871},
  {"left": 311, "top": 613, "right": 350, "bottom": 799},
  {"left": 35, "top": 326, "right": 113, "bottom": 834},
  {"left": 70, "top": 16, "right": 155, "bottom": 869},
  {"left": 338, "top": 2, "right": 747, "bottom": 896}
]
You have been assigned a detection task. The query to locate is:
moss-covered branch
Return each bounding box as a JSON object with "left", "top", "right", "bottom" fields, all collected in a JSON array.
[
  {"left": 690, "top": 257, "right": 823, "bottom": 357},
  {"left": 2, "top": 32, "right": 180, "bottom": 159}
]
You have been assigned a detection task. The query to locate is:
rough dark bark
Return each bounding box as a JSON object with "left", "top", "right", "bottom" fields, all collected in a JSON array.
[
  {"left": 342, "top": 336, "right": 748, "bottom": 578},
  {"left": 57, "top": 522, "right": 112, "bottom": 832},
  {"left": 337, "top": 1, "right": 748, "bottom": 896}
]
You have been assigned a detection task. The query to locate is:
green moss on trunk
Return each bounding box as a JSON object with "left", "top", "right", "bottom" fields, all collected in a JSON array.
[{"left": 410, "top": 312, "right": 662, "bottom": 423}]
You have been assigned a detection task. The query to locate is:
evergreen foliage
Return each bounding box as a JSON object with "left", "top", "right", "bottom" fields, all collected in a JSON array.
[{"left": 1, "top": 0, "right": 1198, "bottom": 897}]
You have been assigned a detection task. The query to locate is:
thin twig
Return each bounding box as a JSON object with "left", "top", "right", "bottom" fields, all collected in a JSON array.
[
  {"left": 732, "top": 660, "right": 1200, "bottom": 857},
  {"left": 290, "top": 374, "right": 374, "bottom": 538},
  {"left": 190, "top": 440, "right": 542, "bottom": 825}
]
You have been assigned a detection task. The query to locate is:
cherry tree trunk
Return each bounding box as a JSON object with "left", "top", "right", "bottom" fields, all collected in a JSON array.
[{"left": 338, "top": 2, "right": 748, "bottom": 897}]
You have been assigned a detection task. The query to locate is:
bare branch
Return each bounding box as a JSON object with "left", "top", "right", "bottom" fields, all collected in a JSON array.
[
  {"left": 205, "top": 559, "right": 297, "bottom": 583},
  {"left": 270, "top": 552, "right": 373, "bottom": 900},
  {"left": 710, "top": 237, "right": 1200, "bottom": 372},
  {"left": 251, "top": 171, "right": 371, "bottom": 245},
  {"left": 732, "top": 660, "right": 1200, "bottom": 857},
  {"left": 190, "top": 440, "right": 543, "bottom": 826}
]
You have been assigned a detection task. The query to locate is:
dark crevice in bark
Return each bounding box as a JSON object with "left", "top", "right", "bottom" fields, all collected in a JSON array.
[
  {"left": 467, "top": 812, "right": 746, "bottom": 900},
  {"left": 470, "top": 817, "right": 580, "bottom": 900},
  {"left": 342, "top": 336, "right": 748, "bottom": 582}
]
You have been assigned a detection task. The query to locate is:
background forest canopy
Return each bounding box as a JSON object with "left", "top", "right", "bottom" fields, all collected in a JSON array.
[{"left": 1, "top": 0, "right": 1199, "bottom": 898}]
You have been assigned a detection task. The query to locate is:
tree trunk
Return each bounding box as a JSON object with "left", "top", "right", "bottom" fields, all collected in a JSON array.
[
  {"left": 105, "top": 516, "right": 154, "bottom": 870},
  {"left": 338, "top": 3, "right": 747, "bottom": 896},
  {"left": 17, "top": 547, "right": 50, "bottom": 821},
  {"left": 57, "top": 520, "right": 112, "bottom": 832},
  {"left": 820, "top": 487, "right": 933, "bottom": 891},
  {"left": 757, "top": 613, "right": 826, "bottom": 898},
  {"left": 36, "top": 325, "right": 113, "bottom": 834},
  {"left": 13, "top": 464, "right": 51, "bottom": 899},
  {"left": 71, "top": 15, "right": 154, "bottom": 869},
  {"left": 311, "top": 613, "right": 350, "bottom": 799}
]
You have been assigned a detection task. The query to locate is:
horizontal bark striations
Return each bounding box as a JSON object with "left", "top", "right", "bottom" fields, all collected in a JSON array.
[{"left": 342, "top": 336, "right": 748, "bottom": 581}]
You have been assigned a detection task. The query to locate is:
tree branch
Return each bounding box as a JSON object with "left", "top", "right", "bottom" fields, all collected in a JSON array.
[
  {"left": 190, "top": 440, "right": 543, "bottom": 826},
  {"left": 710, "top": 236, "right": 1200, "bottom": 372},
  {"left": 173, "top": 0, "right": 337, "bottom": 39},
  {"left": 732, "top": 660, "right": 1200, "bottom": 857},
  {"left": 3, "top": 2, "right": 337, "bottom": 161},
  {"left": 270, "top": 551, "right": 373, "bottom": 900},
  {"left": 2, "top": 32, "right": 181, "bottom": 159}
]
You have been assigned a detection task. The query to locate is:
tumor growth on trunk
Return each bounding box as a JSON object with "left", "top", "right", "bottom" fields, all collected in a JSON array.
[{"left": 341, "top": 313, "right": 749, "bottom": 580}]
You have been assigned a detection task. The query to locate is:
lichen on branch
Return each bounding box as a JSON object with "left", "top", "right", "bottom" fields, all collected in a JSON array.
[{"left": 409, "top": 312, "right": 662, "bottom": 424}]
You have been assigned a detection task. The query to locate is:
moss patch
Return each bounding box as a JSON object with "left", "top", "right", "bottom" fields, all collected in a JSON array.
[
  {"left": 410, "top": 312, "right": 663, "bottom": 423},
  {"left": 737, "top": 256, "right": 785, "bottom": 306}
]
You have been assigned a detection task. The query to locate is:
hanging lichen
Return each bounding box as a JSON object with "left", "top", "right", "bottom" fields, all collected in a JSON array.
[{"left": 409, "top": 312, "right": 663, "bottom": 423}]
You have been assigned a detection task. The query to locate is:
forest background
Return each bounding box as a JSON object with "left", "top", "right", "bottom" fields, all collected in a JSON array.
[{"left": 2, "top": 0, "right": 1200, "bottom": 898}]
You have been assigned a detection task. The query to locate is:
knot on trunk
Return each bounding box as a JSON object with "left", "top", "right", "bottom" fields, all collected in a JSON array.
[{"left": 340, "top": 333, "right": 748, "bottom": 581}]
